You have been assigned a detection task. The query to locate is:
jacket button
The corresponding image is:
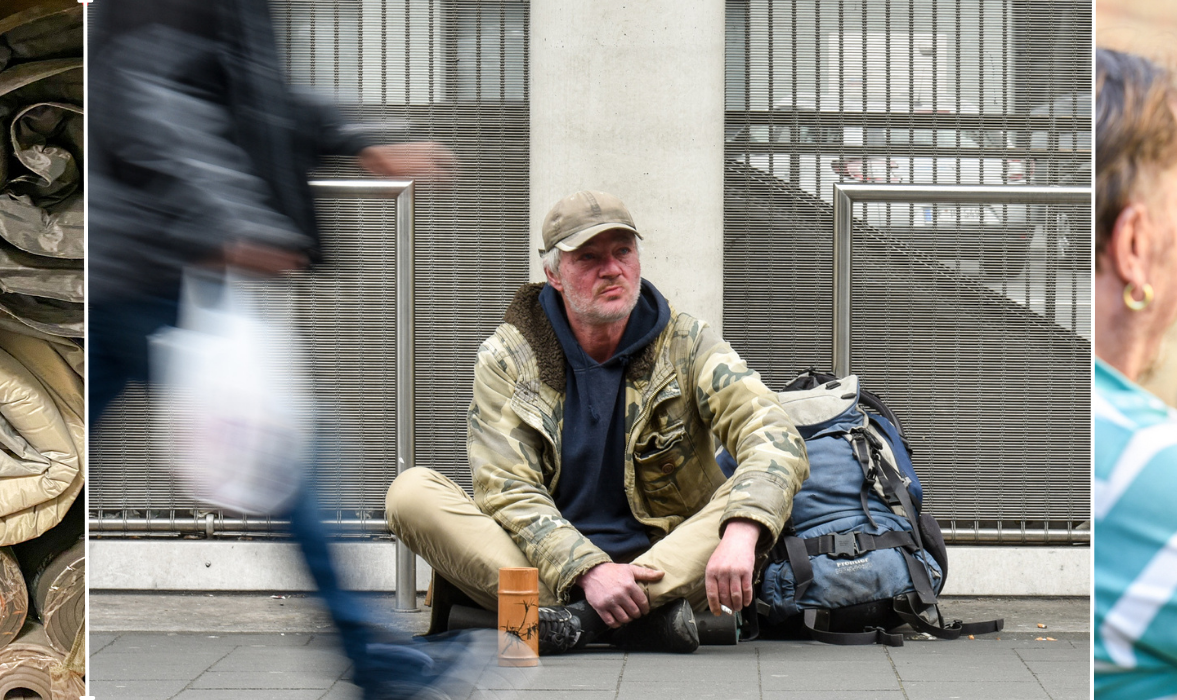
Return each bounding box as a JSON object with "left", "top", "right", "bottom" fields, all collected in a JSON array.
[{"left": 661, "top": 462, "right": 675, "bottom": 474}]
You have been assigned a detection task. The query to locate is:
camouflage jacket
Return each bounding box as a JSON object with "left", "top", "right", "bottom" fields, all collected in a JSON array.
[{"left": 468, "top": 283, "right": 809, "bottom": 602}]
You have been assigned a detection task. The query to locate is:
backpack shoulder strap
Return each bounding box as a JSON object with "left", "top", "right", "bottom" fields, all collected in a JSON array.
[
  {"left": 857, "top": 389, "right": 907, "bottom": 440},
  {"left": 780, "top": 535, "right": 814, "bottom": 602},
  {"left": 868, "top": 443, "right": 941, "bottom": 607},
  {"left": 848, "top": 430, "right": 881, "bottom": 528}
]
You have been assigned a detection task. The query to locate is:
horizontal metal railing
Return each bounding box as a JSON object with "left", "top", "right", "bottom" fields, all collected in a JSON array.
[
  {"left": 832, "top": 183, "right": 1091, "bottom": 377},
  {"left": 88, "top": 514, "right": 389, "bottom": 537},
  {"left": 941, "top": 521, "right": 1090, "bottom": 545},
  {"left": 90, "top": 512, "right": 1089, "bottom": 545}
]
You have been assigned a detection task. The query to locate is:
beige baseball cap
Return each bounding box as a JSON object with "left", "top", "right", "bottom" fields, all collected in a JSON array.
[{"left": 540, "top": 190, "right": 641, "bottom": 254}]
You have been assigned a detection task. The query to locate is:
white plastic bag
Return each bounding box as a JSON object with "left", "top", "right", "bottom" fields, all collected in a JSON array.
[{"left": 149, "top": 268, "right": 311, "bottom": 515}]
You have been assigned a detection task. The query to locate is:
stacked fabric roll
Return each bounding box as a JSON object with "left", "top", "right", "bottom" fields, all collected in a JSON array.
[
  {"left": 0, "top": 4, "right": 84, "bottom": 695},
  {"left": 12, "top": 498, "right": 82, "bottom": 651},
  {"left": 0, "top": 547, "right": 27, "bottom": 649},
  {"left": 28, "top": 539, "right": 82, "bottom": 656},
  {"left": 0, "top": 621, "right": 84, "bottom": 700},
  {"left": 4, "top": 498, "right": 83, "bottom": 698},
  {"left": 0, "top": 0, "right": 82, "bottom": 345}
]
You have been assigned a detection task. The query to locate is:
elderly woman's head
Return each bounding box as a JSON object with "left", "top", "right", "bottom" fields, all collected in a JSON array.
[{"left": 1095, "top": 48, "right": 1177, "bottom": 380}]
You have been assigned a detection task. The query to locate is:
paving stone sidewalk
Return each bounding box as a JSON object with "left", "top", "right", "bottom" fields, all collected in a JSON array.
[{"left": 88, "top": 594, "right": 1090, "bottom": 700}]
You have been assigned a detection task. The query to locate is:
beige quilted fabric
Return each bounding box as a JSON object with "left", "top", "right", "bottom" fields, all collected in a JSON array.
[{"left": 0, "top": 329, "right": 81, "bottom": 546}]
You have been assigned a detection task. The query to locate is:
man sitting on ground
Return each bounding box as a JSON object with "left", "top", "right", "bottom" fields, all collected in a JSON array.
[{"left": 386, "top": 190, "right": 808, "bottom": 654}]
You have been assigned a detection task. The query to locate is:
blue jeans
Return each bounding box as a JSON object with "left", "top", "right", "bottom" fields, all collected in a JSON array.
[{"left": 89, "top": 296, "right": 406, "bottom": 688}]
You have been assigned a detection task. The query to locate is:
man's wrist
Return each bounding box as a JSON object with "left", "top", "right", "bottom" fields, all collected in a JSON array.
[
  {"left": 577, "top": 561, "right": 611, "bottom": 584},
  {"left": 722, "top": 518, "right": 765, "bottom": 545}
]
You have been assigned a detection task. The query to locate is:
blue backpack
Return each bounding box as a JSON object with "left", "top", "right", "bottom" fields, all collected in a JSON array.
[{"left": 719, "top": 370, "right": 1002, "bottom": 646}]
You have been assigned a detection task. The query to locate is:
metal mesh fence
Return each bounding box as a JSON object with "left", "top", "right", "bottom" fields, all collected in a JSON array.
[{"left": 723, "top": 0, "right": 1091, "bottom": 543}]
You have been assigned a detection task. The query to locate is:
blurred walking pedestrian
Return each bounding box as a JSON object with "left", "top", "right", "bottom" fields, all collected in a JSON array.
[{"left": 87, "top": 1, "right": 472, "bottom": 698}]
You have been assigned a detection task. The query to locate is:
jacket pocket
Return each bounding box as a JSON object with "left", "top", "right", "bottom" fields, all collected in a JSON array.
[
  {"left": 633, "top": 423, "right": 691, "bottom": 516},
  {"left": 634, "top": 422, "right": 686, "bottom": 464},
  {"left": 640, "top": 479, "right": 689, "bottom": 518}
]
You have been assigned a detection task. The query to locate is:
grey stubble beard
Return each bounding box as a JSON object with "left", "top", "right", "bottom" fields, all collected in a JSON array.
[{"left": 563, "top": 281, "right": 641, "bottom": 325}]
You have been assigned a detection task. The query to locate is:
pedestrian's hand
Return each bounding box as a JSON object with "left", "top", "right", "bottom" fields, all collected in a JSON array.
[
  {"left": 221, "top": 240, "right": 308, "bottom": 276},
  {"left": 577, "top": 562, "right": 664, "bottom": 628},
  {"left": 704, "top": 518, "right": 761, "bottom": 616},
  {"left": 358, "top": 142, "right": 457, "bottom": 184}
]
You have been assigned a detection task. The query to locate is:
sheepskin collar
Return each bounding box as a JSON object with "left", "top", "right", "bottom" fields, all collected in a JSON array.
[{"left": 503, "top": 283, "right": 661, "bottom": 393}]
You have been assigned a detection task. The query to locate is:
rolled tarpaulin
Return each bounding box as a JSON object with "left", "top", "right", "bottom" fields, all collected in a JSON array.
[
  {"left": 0, "top": 7, "right": 83, "bottom": 345},
  {"left": 0, "top": 329, "right": 82, "bottom": 546},
  {"left": 0, "top": 55, "right": 84, "bottom": 340},
  {"left": 0, "top": 100, "right": 83, "bottom": 263},
  {"left": 12, "top": 495, "right": 81, "bottom": 655},
  {"left": 0, "top": 473, "right": 81, "bottom": 548},
  {"left": 0, "top": 343, "right": 79, "bottom": 496},
  {"left": 0, "top": 546, "right": 28, "bottom": 650},
  {"left": 0, "top": 621, "right": 84, "bottom": 700},
  {"left": 0, "top": 240, "right": 81, "bottom": 302},
  {"left": 0, "top": 292, "right": 80, "bottom": 338},
  {"left": 0, "top": 60, "right": 82, "bottom": 265},
  {"left": 28, "top": 539, "right": 81, "bottom": 655},
  {"left": 0, "top": 1, "right": 81, "bottom": 72},
  {"left": 0, "top": 320, "right": 78, "bottom": 376},
  {"left": 9, "top": 102, "right": 83, "bottom": 205},
  {"left": 0, "top": 191, "right": 81, "bottom": 263},
  {"left": 0, "top": 327, "right": 81, "bottom": 419},
  {"left": 0, "top": 59, "right": 81, "bottom": 112},
  {"left": 0, "top": 59, "right": 83, "bottom": 340},
  {"left": 48, "top": 619, "right": 82, "bottom": 700}
]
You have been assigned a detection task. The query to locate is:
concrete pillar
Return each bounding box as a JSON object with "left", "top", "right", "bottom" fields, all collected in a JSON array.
[{"left": 530, "top": 1, "right": 727, "bottom": 330}]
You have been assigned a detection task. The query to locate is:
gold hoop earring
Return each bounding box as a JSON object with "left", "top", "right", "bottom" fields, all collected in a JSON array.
[{"left": 1124, "top": 282, "right": 1155, "bottom": 311}]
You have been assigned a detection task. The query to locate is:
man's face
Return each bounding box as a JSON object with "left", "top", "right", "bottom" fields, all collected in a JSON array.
[{"left": 546, "top": 228, "right": 641, "bottom": 326}]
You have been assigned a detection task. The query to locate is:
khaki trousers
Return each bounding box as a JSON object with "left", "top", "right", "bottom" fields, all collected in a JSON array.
[{"left": 385, "top": 467, "right": 733, "bottom": 612}]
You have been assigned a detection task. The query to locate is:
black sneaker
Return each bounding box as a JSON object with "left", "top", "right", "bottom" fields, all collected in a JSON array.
[
  {"left": 610, "top": 598, "right": 699, "bottom": 653},
  {"left": 537, "top": 606, "right": 583, "bottom": 655}
]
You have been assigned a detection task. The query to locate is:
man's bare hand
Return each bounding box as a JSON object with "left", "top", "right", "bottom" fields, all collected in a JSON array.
[
  {"left": 577, "top": 563, "right": 665, "bottom": 628},
  {"left": 704, "top": 518, "right": 762, "bottom": 616},
  {"left": 221, "top": 240, "right": 308, "bottom": 276},
  {"left": 358, "top": 142, "right": 457, "bottom": 184}
]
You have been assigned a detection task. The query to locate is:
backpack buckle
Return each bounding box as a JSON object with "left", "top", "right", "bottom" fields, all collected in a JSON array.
[{"left": 831, "top": 533, "right": 860, "bottom": 559}]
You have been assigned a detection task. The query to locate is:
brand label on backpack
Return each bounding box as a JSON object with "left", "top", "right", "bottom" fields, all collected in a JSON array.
[{"left": 835, "top": 557, "right": 872, "bottom": 574}]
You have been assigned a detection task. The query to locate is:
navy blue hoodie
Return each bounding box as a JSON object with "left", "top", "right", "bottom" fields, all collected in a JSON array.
[{"left": 539, "top": 280, "right": 671, "bottom": 561}]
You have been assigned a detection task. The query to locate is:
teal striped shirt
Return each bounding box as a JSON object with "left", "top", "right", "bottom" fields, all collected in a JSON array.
[{"left": 1095, "top": 358, "right": 1177, "bottom": 699}]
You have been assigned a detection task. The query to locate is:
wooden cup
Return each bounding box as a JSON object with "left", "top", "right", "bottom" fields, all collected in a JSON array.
[{"left": 497, "top": 566, "right": 539, "bottom": 666}]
